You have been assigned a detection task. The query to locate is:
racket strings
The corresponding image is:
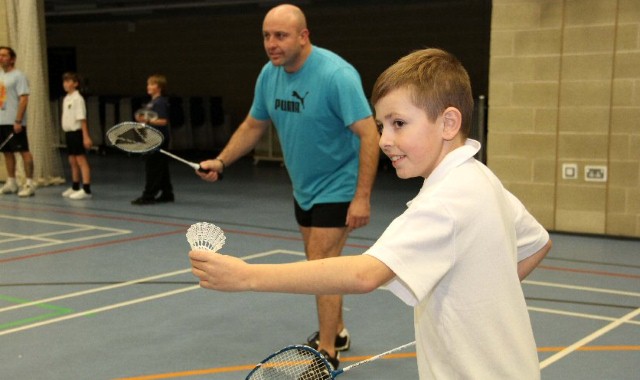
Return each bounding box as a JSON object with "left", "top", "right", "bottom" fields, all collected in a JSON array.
[
  {"left": 248, "top": 348, "right": 332, "bottom": 380},
  {"left": 106, "top": 122, "right": 163, "bottom": 153}
]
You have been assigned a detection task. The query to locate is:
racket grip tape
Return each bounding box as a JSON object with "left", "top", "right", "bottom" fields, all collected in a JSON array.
[{"left": 198, "top": 166, "right": 223, "bottom": 180}]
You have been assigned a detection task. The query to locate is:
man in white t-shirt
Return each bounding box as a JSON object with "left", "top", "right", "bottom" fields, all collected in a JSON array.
[
  {"left": 0, "top": 46, "right": 35, "bottom": 197},
  {"left": 188, "top": 48, "right": 552, "bottom": 379}
]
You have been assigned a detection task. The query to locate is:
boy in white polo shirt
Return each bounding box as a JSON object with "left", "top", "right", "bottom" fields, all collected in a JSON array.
[
  {"left": 61, "top": 72, "right": 92, "bottom": 200},
  {"left": 188, "top": 48, "right": 552, "bottom": 379}
]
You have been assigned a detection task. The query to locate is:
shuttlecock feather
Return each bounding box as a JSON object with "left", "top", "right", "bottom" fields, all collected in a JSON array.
[{"left": 186, "top": 222, "right": 226, "bottom": 252}]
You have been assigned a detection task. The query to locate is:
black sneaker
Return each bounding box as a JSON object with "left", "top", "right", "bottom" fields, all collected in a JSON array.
[
  {"left": 318, "top": 349, "right": 340, "bottom": 370},
  {"left": 131, "top": 196, "right": 156, "bottom": 205},
  {"left": 155, "top": 193, "right": 175, "bottom": 203},
  {"left": 297, "top": 349, "right": 338, "bottom": 380},
  {"left": 306, "top": 328, "right": 351, "bottom": 352}
]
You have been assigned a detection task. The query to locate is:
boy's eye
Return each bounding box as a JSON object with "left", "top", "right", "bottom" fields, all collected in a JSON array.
[
  {"left": 393, "top": 120, "right": 406, "bottom": 128},
  {"left": 375, "top": 122, "right": 383, "bottom": 134}
]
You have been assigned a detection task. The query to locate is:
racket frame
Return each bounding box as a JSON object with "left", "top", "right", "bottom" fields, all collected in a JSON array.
[
  {"left": 246, "top": 341, "right": 416, "bottom": 379},
  {"left": 246, "top": 344, "right": 333, "bottom": 380},
  {"left": 105, "top": 121, "right": 214, "bottom": 175},
  {"left": 0, "top": 133, "right": 15, "bottom": 150}
]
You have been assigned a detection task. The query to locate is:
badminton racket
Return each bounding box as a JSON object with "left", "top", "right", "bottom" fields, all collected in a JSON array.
[
  {"left": 0, "top": 133, "right": 14, "bottom": 150},
  {"left": 105, "top": 121, "right": 219, "bottom": 176},
  {"left": 246, "top": 341, "right": 415, "bottom": 379}
]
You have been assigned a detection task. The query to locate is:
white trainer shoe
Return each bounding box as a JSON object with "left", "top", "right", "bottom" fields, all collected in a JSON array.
[
  {"left": 1, "top": 181, "right": 18, "bottom": 194},
  {"left": 62, "top": 187, "right": 76, "bottom": 197},
  {"left": 17, "top": 183, "right": 36, "bottom": 197},
  {"left": 69, "top": 189, "right": 92, "bottom": 200}
]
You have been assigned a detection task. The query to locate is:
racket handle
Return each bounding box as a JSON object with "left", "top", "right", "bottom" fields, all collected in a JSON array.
[{"left": 198, "top": 166, "right": 223, "bottom": 180}]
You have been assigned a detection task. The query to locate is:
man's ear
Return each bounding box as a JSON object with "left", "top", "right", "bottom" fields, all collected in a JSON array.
[{"left": 441, "top": 107, "right": 462, "bottom": 141}]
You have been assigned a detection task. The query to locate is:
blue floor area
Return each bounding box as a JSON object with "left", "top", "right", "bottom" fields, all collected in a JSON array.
[{"left": 1, "top": 151, "right": 639, "bottom": 379}]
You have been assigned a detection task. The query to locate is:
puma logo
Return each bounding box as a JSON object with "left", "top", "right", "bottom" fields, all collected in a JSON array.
[{"left": 292, "top": 91, "right": 309, "bottom": 108}]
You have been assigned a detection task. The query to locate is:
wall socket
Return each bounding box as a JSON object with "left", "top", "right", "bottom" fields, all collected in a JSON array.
[
  {"left": 562, "top": 163, "right": 578, "bottom": 180},
  {"left": 584, "top": 165, "right": 607, "bottom": 182}
]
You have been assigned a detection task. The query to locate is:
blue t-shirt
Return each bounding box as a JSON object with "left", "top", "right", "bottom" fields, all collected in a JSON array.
[
  {"left": 250, "top": 46, "right": 372, "bottom": 209},
  {"left": 143, "top": 96, "right": 170, "bottom": 147}
]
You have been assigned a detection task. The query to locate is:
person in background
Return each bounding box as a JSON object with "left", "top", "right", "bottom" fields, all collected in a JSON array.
[
  {"left": 131, "top": 74, "right": 172, "bottom": 205},
  {"left": 195, "top": 4, "right": 379, "bottom": 369},
  {"left": 60, "top": 71, "right": 93, "bottom": 200},
  {"left": 0, "top": 46, "right": 35, "bottom": 197}
]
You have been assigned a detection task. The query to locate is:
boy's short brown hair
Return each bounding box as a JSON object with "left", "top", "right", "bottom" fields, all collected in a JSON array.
[
  {"left": 371, "top": 48, "right": 474, "bottom": 138},
  {"left": 62, "top": 71, "right": 81, "bottom": 84},
  {"left": 148, "top": 74, "right": 167, "bottom": 96}
]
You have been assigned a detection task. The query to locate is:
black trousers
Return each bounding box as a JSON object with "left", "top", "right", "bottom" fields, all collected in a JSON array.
[{"left": 143, "top": 150, "right": 172, "bottom": 199}]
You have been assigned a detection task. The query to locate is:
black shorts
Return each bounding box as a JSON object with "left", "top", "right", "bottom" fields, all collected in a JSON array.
[
  {"left": 65, "top": 130, "right": 86, "bottom": 155},
  {"left": 294, "top": 200, "right": 350, "bottom": 228},
  {"left": 0, "top": 125, "right": 29, "bottom": 152}
]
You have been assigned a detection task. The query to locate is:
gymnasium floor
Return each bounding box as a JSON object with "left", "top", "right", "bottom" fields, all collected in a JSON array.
[{"left": 1, "top": 151, "right": 639, "bottom": 380}]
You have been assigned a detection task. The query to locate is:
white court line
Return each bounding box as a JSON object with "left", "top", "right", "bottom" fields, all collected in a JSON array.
[
  {"left": 0, "top": 286, "right": 200, "bottom": 336},
  {"left": 0, "top": 250, "right": 298, "bottom": 335},
  {"left": 0, "top": 214, "right": 129, "bottom": 228},
  {"left": 0, "top": 213, "right": 131, "bottom": 255},
  {"left": 0, "top": 231, "right": 133, "bottom": 254},
  {"left": 524, "top": 280, "right": 640, "bottom": 298},
  {"left": 4, "top": 249, "right": 636, "bottom": 341},
  {"left": 539, "top": 307, "right": 640, "bottom": 369},
  {"left": 0, "top": 269, "right": 192, "bottom": 313},
  {"left": 525, "top": 279, "right": 640, "bottom": 368},
  {"left": 528, "top": 306, "right": 640, "bottom": 326}
]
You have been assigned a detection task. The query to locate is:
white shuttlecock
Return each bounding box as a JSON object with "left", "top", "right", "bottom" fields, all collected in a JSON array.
[{"left": 186, "top": 222, "right": 226, "bottom": 252}]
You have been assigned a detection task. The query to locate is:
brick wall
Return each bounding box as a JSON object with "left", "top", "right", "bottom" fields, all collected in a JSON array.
[{"left": 489, "top": 0, "right": 640, "bottom": 237}]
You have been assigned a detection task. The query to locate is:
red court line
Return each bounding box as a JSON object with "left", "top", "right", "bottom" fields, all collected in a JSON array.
[
  {"left": 0, "top": 203, "right": 188, "bottom": 227},
  {"left": 539, "top": 265, "right": 640, "bottom": 280},
  {"left": 0, "top": 229, "right": 186, "bottom": 263},
  {"left": 1, "top": 204, "right": 634, "bottom": 277},
  {"left": 114, "top": 346, "right": 640, "bottom": 380}
]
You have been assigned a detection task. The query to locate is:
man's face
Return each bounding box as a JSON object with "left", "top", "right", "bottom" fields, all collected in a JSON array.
[
  {"left": 262, "top": 15, "right": 306, "bottom": 72},
  {"left": 0, "top": 49, "right": 15, "bottom": 70}
]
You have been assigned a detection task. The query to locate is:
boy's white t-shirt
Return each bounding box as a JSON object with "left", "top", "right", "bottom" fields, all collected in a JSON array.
[
  {"left": 61, "top": 90, "right": 86, "bottom": 132},
  {"left": 366, "top": 139, "right": 548, "bottom": 379}
]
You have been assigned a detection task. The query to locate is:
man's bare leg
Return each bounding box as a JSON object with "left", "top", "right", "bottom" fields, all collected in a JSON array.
[{"left": 300, "top": 226, "right": 349, "bottom": 358}]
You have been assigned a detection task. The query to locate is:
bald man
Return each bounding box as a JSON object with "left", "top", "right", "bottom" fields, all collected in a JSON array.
[{"left": 195, "top": 4, "right": 379, "bottom": 369}]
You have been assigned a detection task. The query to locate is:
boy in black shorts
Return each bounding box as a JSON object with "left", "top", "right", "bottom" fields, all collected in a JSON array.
[{"left": 60, "top": 72, "right": 93, "bottom": 200}]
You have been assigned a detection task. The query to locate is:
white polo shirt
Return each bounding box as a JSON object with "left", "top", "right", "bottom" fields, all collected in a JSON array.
[
  {"left": 366, "top": 139, "right": 548, "bottom": 379},
  {"left": 61, "top": 90, "right": 86, "bottom": 132}
]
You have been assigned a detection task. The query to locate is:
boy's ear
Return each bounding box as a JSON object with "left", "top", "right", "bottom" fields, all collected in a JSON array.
[{"left": 441, "top": 107, "right": 462, "bottom": 141}]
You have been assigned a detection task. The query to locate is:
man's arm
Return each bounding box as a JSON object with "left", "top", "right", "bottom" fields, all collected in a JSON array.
[
  {"left": 198, "top": 114, "right": 271, "bottom": 181},
  {"left": 346, "top": 116, "right": 380, "bottom": 230},
  {"left": 518, "top": 239, "right": 552, "bottom": 280},
  {"left": 13, "top": 95, "right": 28, "bottom": 133},
  {"left": 190, "top": 250, "right": 395, "bottom": 295}
]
